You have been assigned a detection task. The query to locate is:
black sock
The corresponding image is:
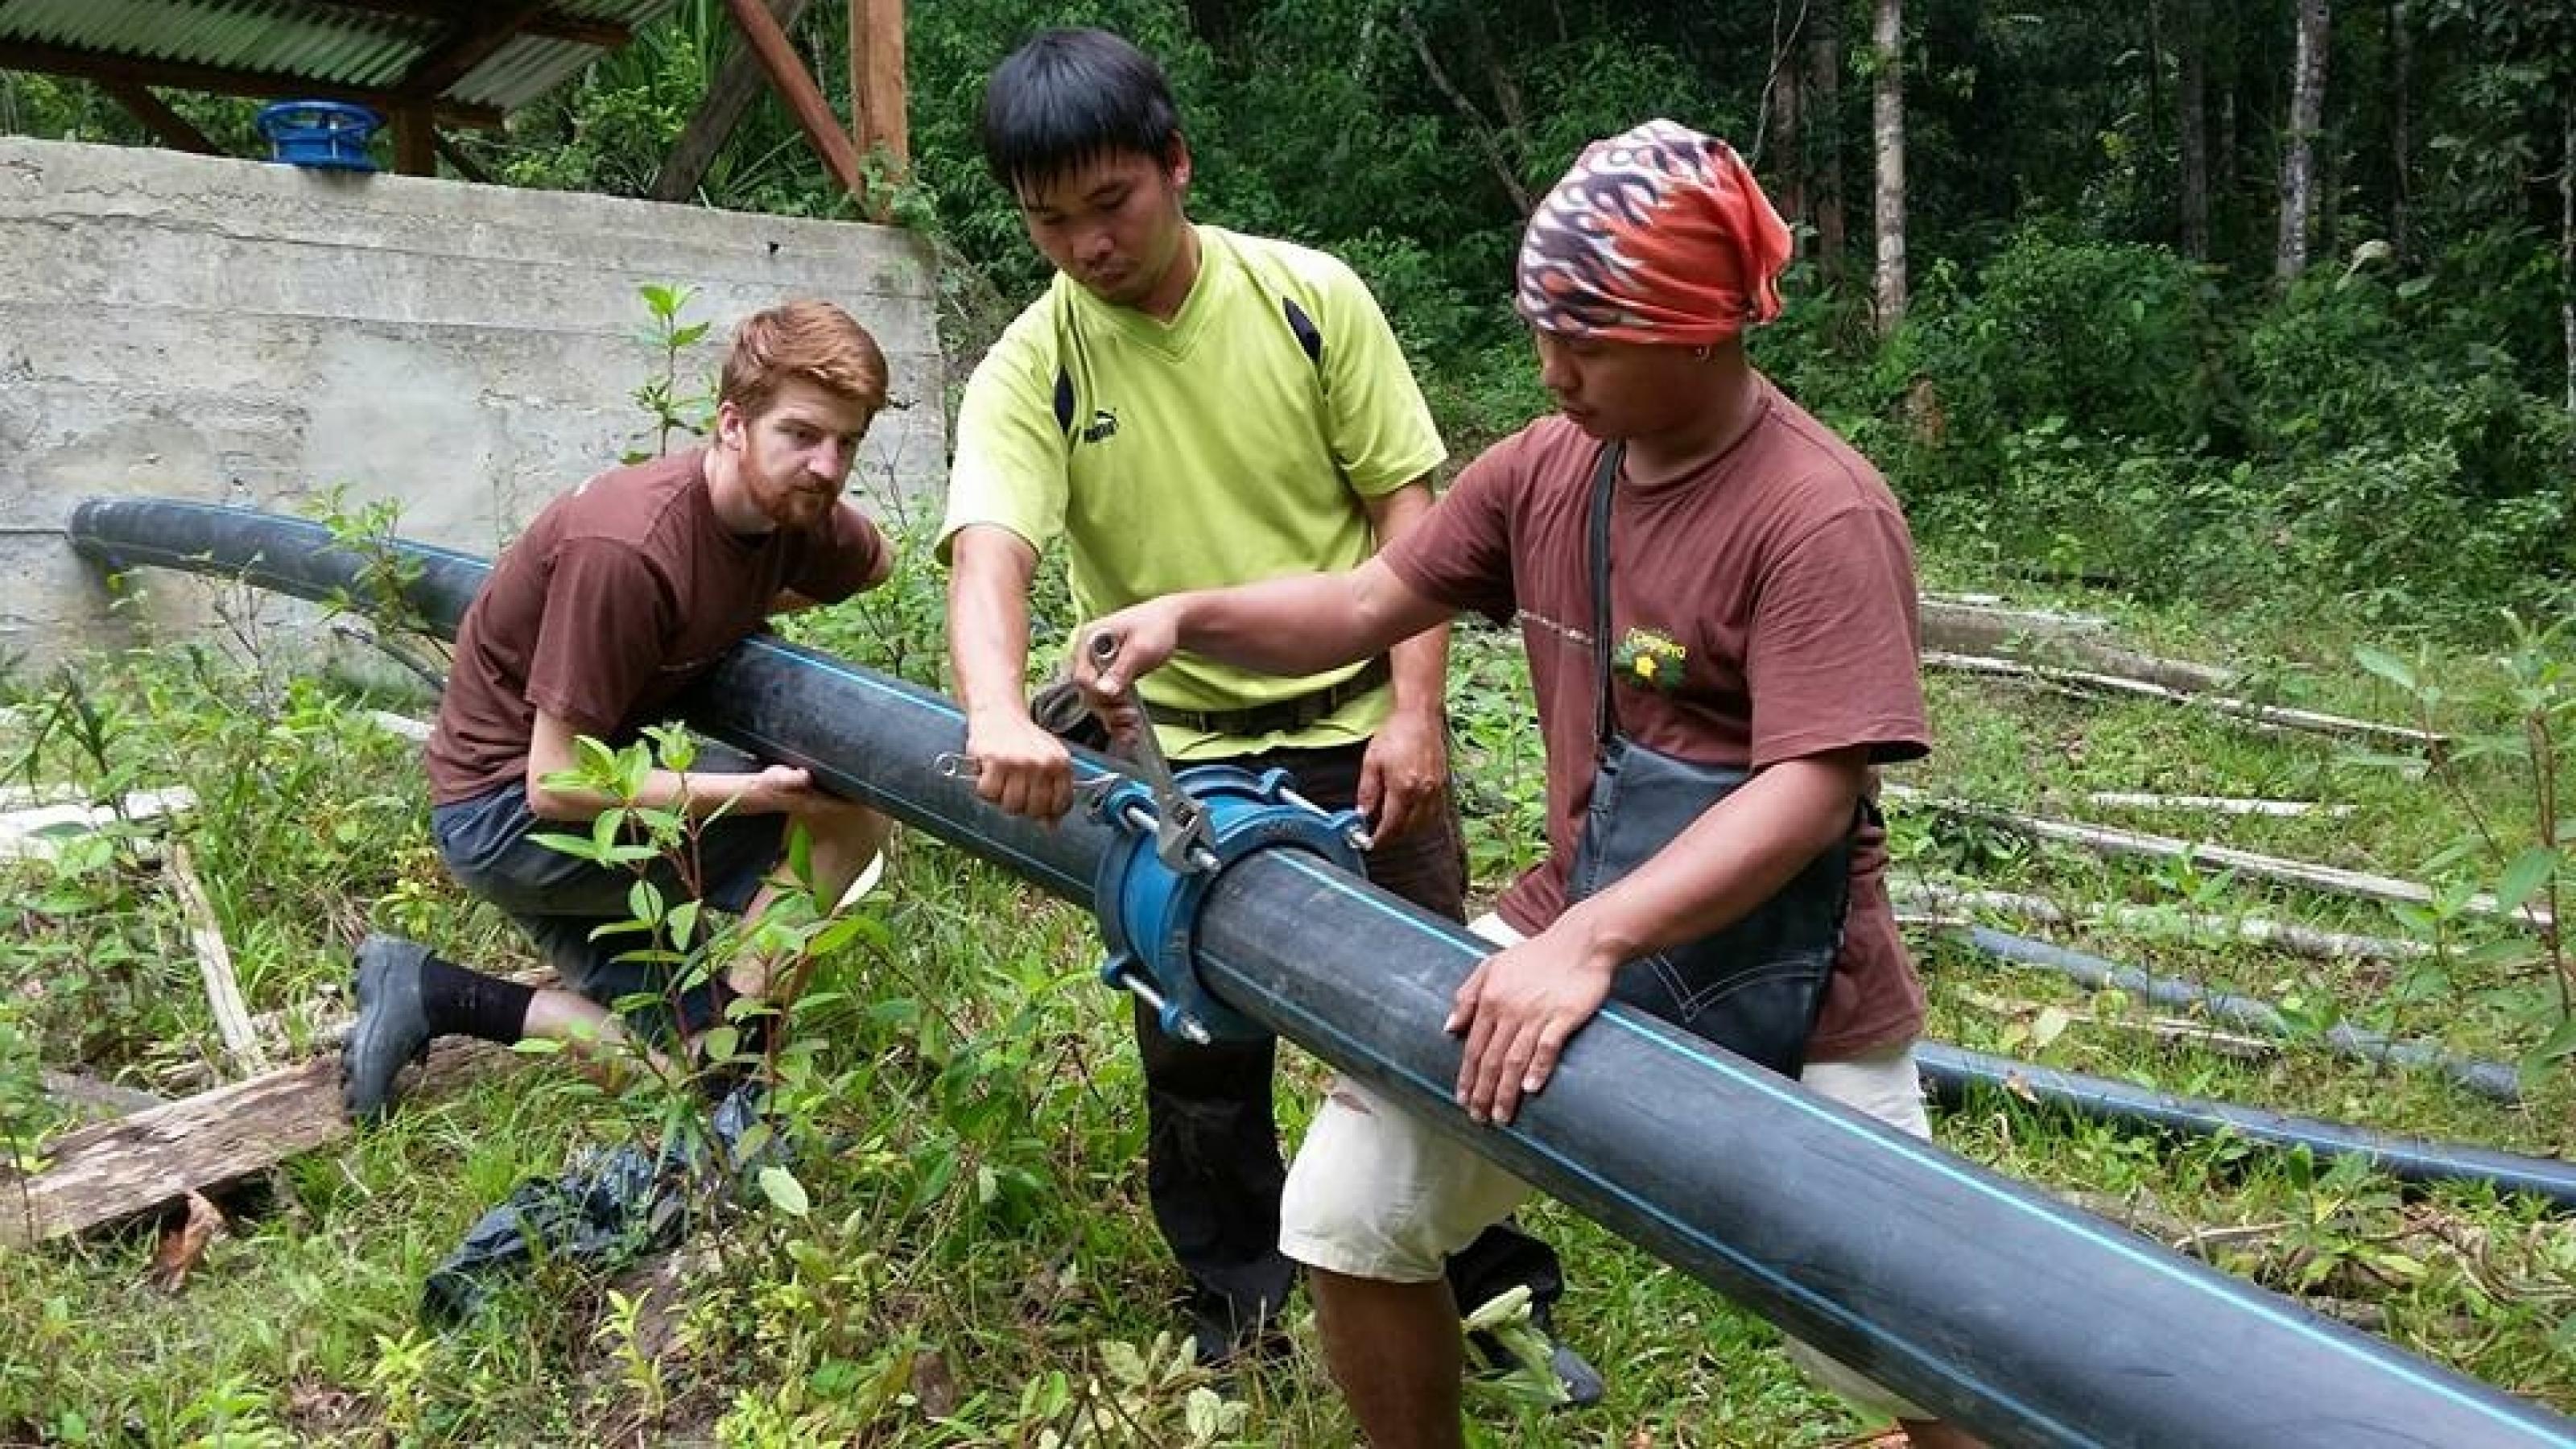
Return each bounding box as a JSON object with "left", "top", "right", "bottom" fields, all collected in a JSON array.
[{"left": 418, "top": 953, "right": 538, "bottom": 1044}]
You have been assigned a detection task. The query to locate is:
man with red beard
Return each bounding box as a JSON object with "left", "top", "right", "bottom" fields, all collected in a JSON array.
[
  {"left": 342, "top": 299, "right": 896, "bottom": 1121},
  {"left": 1077, "top": 125, "right": 1979, "bottom": 1447}
]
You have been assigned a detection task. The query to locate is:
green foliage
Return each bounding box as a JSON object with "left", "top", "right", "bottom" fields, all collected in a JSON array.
[
  {"left": 2351, "top": 619, "right": 2576, "bottom": 1084},
  {"left": 630, "top": 283, "right": 716, "bottom": 464}
]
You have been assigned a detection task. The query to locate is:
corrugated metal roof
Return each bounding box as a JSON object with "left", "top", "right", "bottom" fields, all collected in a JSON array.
[{"left": 0, "top": 0, "right": 681, "bottom": 115}]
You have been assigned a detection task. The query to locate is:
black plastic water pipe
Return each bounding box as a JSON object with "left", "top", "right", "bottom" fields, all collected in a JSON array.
[
  {"left": 1918, "top": 1042, "right": 2576, "bottom": 1211},
  {"left": 68, "top": 498, "right": 2576, "bottom": 1448},
  {"left": 1955, "top": 923, "right": 2524, "bottom": 1103}
]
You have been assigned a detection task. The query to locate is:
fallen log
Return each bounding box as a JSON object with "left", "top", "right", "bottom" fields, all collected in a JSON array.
[
  {"left": 1918, "top": 601, "right": 2236, "bottom": 693},
  {"left": 1922, "top": 651, "right": 2443, "bottom": 751},
  {"left": 2084, "top": 791, "right": 2351, "bottom": 819},
  {"left": 2, "top": 1041, "right": 510, "bottom": 1246},
  {"left": 1890, "top": 881, "right": 2429, "bottom": 962},
  {"left": 1890, "top": 790, "right": 2550, "bottom": 932}
]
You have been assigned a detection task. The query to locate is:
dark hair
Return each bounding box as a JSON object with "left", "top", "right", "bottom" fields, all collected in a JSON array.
[{"left": 978, "top": 27, "right": 1182, "bottom": 196}]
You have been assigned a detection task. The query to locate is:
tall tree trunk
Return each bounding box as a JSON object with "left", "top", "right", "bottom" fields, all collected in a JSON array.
[
  {"left": 2178, "top": 0, "right": 2211, "bottom": 258},
  {"left": 2275, "top": 0, "right": 2330, "bottom": 287},
  {"left": 1764, "top": 0, "right": 1810, "bottom": 243},
  {"left": 2389, "top": 0, "right": 2412, "bottom": 261},
  {"left": 1812, "top": 2, "right": 1847, "bottom": 281},
  {"left": 1872, "top": 0, "right": 1907, "bottom": 333},
  {"left": 2562, "top": 94, "right": 2574, "bottom": 420}
]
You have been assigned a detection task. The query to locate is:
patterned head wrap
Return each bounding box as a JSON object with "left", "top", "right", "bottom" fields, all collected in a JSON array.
[{"left": 1515, "top": 119, "right": 1794, "bottom": 345}]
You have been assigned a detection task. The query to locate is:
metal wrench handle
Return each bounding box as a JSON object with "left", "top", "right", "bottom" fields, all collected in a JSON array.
[{"left": 1088, "top": 630, "right": 1217, "bottom": 872}]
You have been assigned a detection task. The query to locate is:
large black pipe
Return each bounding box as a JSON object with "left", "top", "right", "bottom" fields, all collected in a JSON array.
[
  {"left": 1918, "top": 1043, "right": 2576, "bottom": 1211},
  {"left": 69, "top": 499, "right": 2576, "bottom": 1448},
  {"left": 1955, "top": 923, "right": 2524, "bottom": 1103}
]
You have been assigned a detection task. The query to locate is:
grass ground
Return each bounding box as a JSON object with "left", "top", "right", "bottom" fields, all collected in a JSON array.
[{"left": 1, "top": 555, "right": 2570, "bottom": 1447}]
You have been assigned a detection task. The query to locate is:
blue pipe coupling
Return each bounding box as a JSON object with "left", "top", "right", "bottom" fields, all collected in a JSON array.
[{"left": 1089, "top": 765, "right": 1368, "bottom": 1043}]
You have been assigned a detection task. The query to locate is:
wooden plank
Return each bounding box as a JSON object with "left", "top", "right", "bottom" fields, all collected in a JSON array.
[
  {"left": 721, "top": 0, "right": 865, "bottom": 201},
  {"left": 1922, "top": 650, "right": 2444, "bottom": 750},
  {"left": 1889, "top": 789, "right": 2549, "bottom": 931},
  {"left": 651, "top": 0, "right": 815, "bottom": 204},
  {"left": 1, "top": 1041, "right": 510, "bottom": 1246},
  {"left": 161, "top": 841, "right": 266, "bottom": 1071}
]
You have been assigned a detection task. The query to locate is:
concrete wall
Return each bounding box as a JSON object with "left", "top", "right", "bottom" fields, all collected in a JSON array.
[{"left": 0, "top": 134, "right": 945, "bottom": 667}]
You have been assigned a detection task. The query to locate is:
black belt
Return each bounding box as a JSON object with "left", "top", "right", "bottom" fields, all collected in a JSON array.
[{"left": 1143, "top": 656, "right": 1393, "bottom": 737}]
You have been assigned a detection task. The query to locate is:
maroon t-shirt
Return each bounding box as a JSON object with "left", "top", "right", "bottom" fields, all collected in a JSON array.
[
  {"left": 425, "top": 450, "right": 887, "bottom": 804},
  {"left": 1385, "top": 385, "right": 1930, "bottom": 1059}
]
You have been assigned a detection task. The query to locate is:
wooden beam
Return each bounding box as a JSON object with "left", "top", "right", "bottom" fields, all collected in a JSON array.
[
  {"left": 301, "top": 0, "right": 630, "bottom": 50},
  {"left": 98, "top": 80, "right": 222, "bottom": 155},
  {"left": 431, "top": 131, "right": 493, "bottom": 185},
  {"left": 721, "top": 0, "right": 865, "bottom": 201},
  {"left": 650, "top": 0, "right": 815, "bottom": 204},
  {"left": 0, "top": 1042, "right": 510, "bottom": 1246},
  {"left": 0, "top": 39, "right": 504, "bottom": 129},
  {"left": 394, "top": 1, "right": 555, "bottom": 100},
  {"left": 851, "top": 0, "right": 908, "bottom": 177}
]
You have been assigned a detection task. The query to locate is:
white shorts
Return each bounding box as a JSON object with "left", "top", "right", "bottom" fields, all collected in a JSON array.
[{"left": 1278, "top": 912, "right": 1933, "bottom": 1422}]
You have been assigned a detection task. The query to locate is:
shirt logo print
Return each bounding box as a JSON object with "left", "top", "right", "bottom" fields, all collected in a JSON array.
[
  {"left": 1080, "top": 408, "right": 1120, "bottom": 444},
  {"left": 1614, "top": 627, "right": 1688, "bottom": 692}
]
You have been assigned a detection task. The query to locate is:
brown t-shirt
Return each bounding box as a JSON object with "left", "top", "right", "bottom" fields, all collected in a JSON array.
[
  {"left": 1384, "top": 384, "right": 1930, "bottom": 1059},
  {"left": 425, "top": 449, "right": 888, "bottom": 804}
]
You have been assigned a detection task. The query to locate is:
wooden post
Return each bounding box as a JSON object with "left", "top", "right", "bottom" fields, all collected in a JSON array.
[
  {"left": 851, "top": 0, "right": 909, "bottom": 198},
  {"left": 652, "top": 0, "right": 816, "bottom": 204},
  {"left": 723, "top": 0, "right": 866, "bottom": 202},
  {"left": 392, "top": 104, "right": 436, "bottom": 175}
]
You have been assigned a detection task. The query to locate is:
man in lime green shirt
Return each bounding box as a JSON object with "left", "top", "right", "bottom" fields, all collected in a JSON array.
[{"left": 939, "top": 27, "right": 1590, "bottom": 1393}]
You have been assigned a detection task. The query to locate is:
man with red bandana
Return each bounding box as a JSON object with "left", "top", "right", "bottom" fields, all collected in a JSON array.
[{"left": 1077, "top": 122, "right": 1978, "bottom": 1447}]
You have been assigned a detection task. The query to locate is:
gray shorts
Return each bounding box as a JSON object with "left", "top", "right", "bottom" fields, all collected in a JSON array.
[{"left": 431, "top": 781, "right": 783, "bottom": 1038}]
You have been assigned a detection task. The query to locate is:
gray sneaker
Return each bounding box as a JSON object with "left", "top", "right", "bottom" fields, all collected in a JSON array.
[{"left": 341, "top": 935, "right": 435, "bottom": 1124}]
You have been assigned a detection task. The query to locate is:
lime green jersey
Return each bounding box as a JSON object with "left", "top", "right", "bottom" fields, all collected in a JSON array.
[{"left": 941, "top": 226, "right": 1447, "bottom": 758}]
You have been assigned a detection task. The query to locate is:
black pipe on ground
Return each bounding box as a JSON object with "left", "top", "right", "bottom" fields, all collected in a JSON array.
[
  {"left": 69, "top": 498, "right": 2576, "bottom": 1449},
  {"left": 1918, "top": 1043, "right": 2576, "bottom": 1211},
  {"left": 1955, "top": 923, "right": 2524, "bottom": 1103}
]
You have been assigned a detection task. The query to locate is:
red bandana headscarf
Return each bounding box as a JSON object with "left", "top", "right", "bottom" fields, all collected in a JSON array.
[{"left": 1515, "top": 120, "right": 1794, "bottom": 345}]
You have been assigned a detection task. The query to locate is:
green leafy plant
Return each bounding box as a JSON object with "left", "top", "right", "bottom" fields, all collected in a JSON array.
[
  {"left": 630, "top": 283, "right": 716, "bottom": 464},
  {"left": 2355, "top": 619, "right": 2576, "bottom": 1084}
]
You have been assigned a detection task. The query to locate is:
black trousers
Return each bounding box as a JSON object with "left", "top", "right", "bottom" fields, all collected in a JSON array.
[{"left": 1135, "top": 739, "right": 1567, "bottom": 1340}]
